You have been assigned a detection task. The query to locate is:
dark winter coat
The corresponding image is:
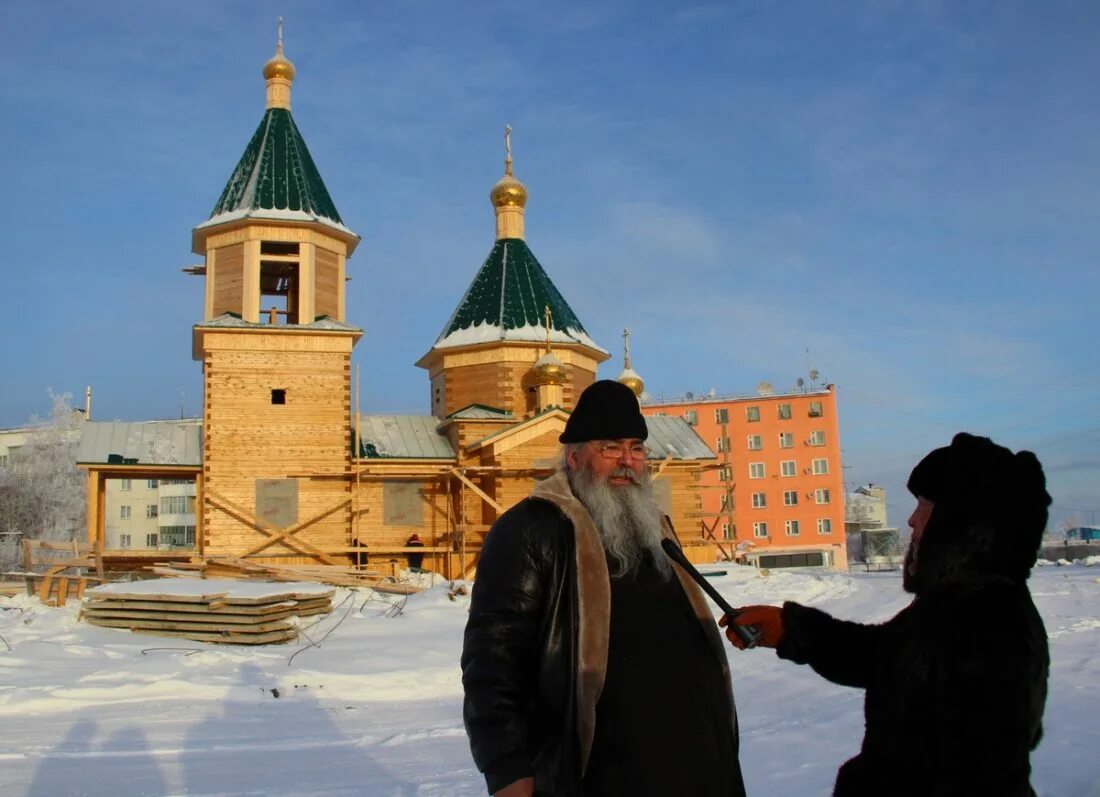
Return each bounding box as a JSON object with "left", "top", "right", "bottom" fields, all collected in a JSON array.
[
  {"left": 461, "top": 469, "right": 743, "bottom": 796},
  {"left": 778, "top": 506, "right": 1049, "bottom": 797}
]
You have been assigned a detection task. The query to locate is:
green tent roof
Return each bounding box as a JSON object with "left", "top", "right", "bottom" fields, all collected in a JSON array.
[
  {"left": 201, "top": 108, "right": 350, "bottom": 233},
  {"left": 433, "top": 238, "right": 604, "bottom": 352}
]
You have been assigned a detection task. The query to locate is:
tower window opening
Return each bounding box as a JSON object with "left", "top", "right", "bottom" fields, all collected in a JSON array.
[
  {"left": 261, "top": 241, "right": 300, "bottom": 256},
  {"left": 271, "top": 389, "right": 287, "bottom": 405},
  {"left": 260, "top": 261, "right": 299, "bottom": 324}
]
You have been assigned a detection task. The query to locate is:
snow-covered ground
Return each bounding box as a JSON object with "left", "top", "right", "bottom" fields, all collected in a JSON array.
[{"left": 0, "top": 564, "right": 1096, "bottom": 797}]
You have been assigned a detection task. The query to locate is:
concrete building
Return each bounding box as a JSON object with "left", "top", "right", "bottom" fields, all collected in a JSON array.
[
  {"left": 641, "top": 385, "right": 848, "bottom": 569},
  {"left": 845, "top": 483, "right": 902, "bottom": 569}
]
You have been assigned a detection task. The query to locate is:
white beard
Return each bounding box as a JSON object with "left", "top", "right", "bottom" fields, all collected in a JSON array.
[{"left": 567, "top": 463, "right": 671, "bottom": 579}]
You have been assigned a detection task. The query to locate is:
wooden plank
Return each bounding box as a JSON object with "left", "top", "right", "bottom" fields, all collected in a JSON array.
[
  {"left": 83, "top": 607, "right": 309, "bottom": 625},
  {"left": 450, "top": 468, "right": 503, "bottom": 513},
  {"left": 204, "top": 489, "right": 344, "bottom": 565},
  {"left": 90, "top": 626, "right": 298, "bottom": 646},
  {"left": 56, "top": 578, "right": 69, "bottom": 606},
  {"left": 239, "top": 497, "right": 352, "bottom": 559},
  {"left": 80, "top": 598, "right": 307, "bottom": 615},
  {"left": 84, "top": 616, "right": 294, "bottom": 634}
]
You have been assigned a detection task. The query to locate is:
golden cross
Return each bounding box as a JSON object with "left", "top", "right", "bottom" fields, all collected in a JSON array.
[
  {"left": 505, "top": 125, "right": 512, "bottom": 160},
  {"left": 622, "top": 328, "right": 632, "bottom": 367},
  {"left": 277, "top": 17, "right": 284, "bottom": 51}
]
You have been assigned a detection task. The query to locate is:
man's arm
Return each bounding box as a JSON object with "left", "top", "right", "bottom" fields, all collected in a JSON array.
[
  {"left": 461, "top": 504, "right": 552, "bottom": 794},
  {"left": 776, "top": 602, "right": 908, "bottom": 689}
]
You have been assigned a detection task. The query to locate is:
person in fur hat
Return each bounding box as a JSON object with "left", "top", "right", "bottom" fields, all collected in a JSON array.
[
  {"left": 724, "top": 432, "right": 1051, "bottom": 796},
  {"left": 462, "top": 380, "right": 747, "bottom": 797}
]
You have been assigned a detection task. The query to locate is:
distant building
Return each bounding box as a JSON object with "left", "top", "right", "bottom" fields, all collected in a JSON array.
[
  {"left": 845, "top": 483, "right": 902, "bottom": 569},
  {"left": 641, "top": 385, "right": 848, "bottom": 570}
]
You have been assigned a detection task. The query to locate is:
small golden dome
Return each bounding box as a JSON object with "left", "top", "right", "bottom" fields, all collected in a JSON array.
[
  {"left": 490, "top": 168, "right": 528, "bottom": 209},
  {"left": 263, "top": 54, "right": 296, "bottom": 81},
  {"left": 617, "top": 368, "right": 645, "bottom": 398},
  {"left": 532, "top": 352, "right": 567, "bottom": 386},
  {"left": 263, "top": 47, "right": 296, "bottom": 81}
]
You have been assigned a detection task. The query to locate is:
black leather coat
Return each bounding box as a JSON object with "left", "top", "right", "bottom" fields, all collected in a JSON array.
[{"left": 461, "top": 470, "right": 742, "bottom": 797}]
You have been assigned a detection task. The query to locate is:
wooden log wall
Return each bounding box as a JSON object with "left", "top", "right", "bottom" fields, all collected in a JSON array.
[
  {"left": 314, "top": 246, "right": 342, "bottom": 321},
  {"left": 201, "top": 330, "right": 354, "bottom": 562},
  {"left": 211, "top": 243, "right": 244, "bottom": 318}
]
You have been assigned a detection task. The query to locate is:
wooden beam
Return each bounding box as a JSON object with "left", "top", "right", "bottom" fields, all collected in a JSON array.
[
  {"left": 449, "top": 468, "right": 504, "bottom": 513},
  {"left": 652, "top": 455, "right": 674, "bottom": 478},
  {"left": 203, "top": 489, "right": 344, "bottom": 565},
  {"left": 238, "top": 497, "right": 352, "bottom": 560}
]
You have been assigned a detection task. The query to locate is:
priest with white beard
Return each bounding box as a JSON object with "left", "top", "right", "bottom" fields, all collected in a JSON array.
[{"left": 462, "top": 380, "right": 747, "bottom": 797}]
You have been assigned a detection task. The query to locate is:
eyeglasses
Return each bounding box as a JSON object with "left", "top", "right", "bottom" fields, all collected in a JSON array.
[{"left": 589, "top": 441, "right": 648, "bottom": 460}]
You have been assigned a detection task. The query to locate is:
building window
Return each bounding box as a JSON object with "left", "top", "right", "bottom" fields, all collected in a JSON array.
[
  {"left": 809, "top": 430, "right": 826, "bottom": 446},
  {"left": 714, "top": 408, "right": 729, "bottom": 424},
  {"left": 161, "top": 495, "right": 190, "bottom": 515},
  {"left": 119, "top": 534, "right": 131, "bottom": 548},
  {"left": 746, "top": 406, "right": 761, "bottom": 422},
  {"left": 721, "top": 523, "right": 731, "bottom": 539},
  {"left": 783, "top": 490, "right": 798, "bottom": 506},
  {"left": 147, "top": 479, "right": 158, "bottom": 488},
  {"left": 119, "top": 505, "right": 131, "bottom": 519},
  {"left": 716, "top": 436, "right": 731, "bottom": 453},
  {"left": 684, "top": 410, "right": 698, "bottom": 426},
  {"left": 781, "top": 460, "right": 797, "bottom": 477},
  {"left": 160, "top": 525, "right": 197, "bottom": 546},
  {"left": 778, "top": 403, "right": 792, "bottom": 420},
  {"left": 747, "top": 435, "right": 763, "bottom": 451},
  {"left": 271, "top": 388, "right": 287, "bottom": 405},
  {"left": 808, "top": 401, "right": 823, "bottom": 417},
  {"left": 785, "top": 519, "right": 800, "bottom": 536},
  {"left": 813, "top": 458, "right": 829, "bottom": 475},
  {"left": 779, "top": 432, "right": 794, "bottom": 448},
  {"left": 818, "top": 518, "right": 833, "bottom": 535},
  {"left": 752, "top": 492, "right": 767, "bottom": 509},
  {"left": 146, "top": 533, "right": 159, "bottom": 547},
  {"left": 753, "top": 521, "right": 768, "bottom": 538},
  {"left": 145, "top": 504, "right": 158, "bottom": 518},
  {"left": 719, "top": 466, "right": 732, "bottom": 482},
  {"left": 815, "top": 488, "right": 831, "bottom": 504},
  {"left": 720, "top": 493, "right": 731, "bottom": 510},
  {"left": 119, "top": 479, "right": 131, "bottom": 491},
  {"left": 749, "top": 462, "right": 765, "bottom": 479}
]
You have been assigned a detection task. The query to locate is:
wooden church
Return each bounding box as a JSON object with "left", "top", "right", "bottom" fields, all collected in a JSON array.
[{"left": 78, "top": 33, "right": 719, "bottom": 577}]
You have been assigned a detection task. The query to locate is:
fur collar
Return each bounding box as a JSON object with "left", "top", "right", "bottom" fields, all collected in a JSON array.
[{"left": 532, "top": 469, "right": 737, "bottom": 770}]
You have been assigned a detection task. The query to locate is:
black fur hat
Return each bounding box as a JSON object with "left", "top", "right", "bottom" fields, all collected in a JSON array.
[
  {"left": 559, "top": 380, "right": 648, "bottom": 444},
  {"left": 905, "top": 432, "right": 1051, "bottom": 591}
]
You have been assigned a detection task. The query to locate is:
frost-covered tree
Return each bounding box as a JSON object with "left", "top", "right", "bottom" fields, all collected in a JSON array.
[{"left": 0, "top": 391, "right": 87, "bottom": 567}]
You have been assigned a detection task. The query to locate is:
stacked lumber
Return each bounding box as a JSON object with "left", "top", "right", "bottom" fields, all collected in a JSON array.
[
  {"left": 81, "top": 579, "right": 335, "bottom": 645},
  {"left": 147, "top": 557, "right": 423, "bottom": 594}
]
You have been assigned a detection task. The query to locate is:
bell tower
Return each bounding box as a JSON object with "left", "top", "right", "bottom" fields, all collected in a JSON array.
[{"left": 189, "top": 24, "right": 362, "bottom": 562}]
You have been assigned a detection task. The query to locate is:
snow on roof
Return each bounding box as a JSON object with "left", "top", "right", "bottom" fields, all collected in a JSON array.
[
  {"left": 195, "top": 207, "right": 358, "bottom": 239},
  {"left": 434, "top": 320, "right": 603, "bottom": 351},
  {"left": 195, "top": 313, "right": 362, "bottom": 332}
]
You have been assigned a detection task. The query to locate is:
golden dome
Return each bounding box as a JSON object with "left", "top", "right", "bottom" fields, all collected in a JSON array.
[
  {"left": 617, "top": 368, "right": 645, "bottom": 398},
  {"left": 531, "top": 351, "right": 567, "bottom": 386},
  {"left": 490, "top": 166, "right": 528, "bottom": 209}
]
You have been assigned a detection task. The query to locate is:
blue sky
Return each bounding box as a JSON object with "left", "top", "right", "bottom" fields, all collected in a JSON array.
[{"left": 1, "top": 1, "right": 1097, "bottom": 529}]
